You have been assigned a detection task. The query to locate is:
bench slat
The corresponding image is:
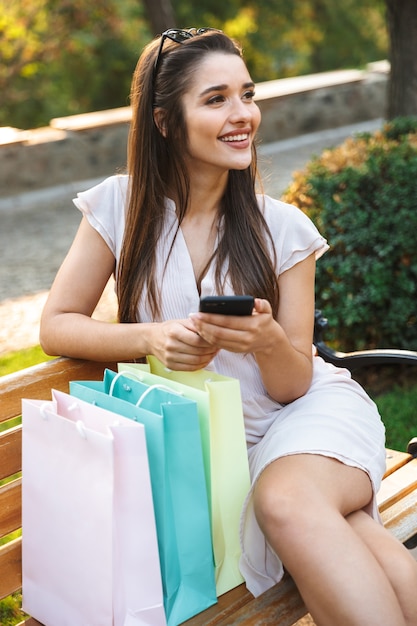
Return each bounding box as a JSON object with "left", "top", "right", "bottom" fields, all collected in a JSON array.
[
  {"left": 377, "top": 459, "right": 417, "bottom": 511},
  {"left": 182, "top": 575, "right": 306, "bottom": 626},
  {"left": 385, "top": 449, "right": 412, "bottom": 476},
  {"left": 0, "top": 426, "right": 22, "bottom": 480},
  {"left": 0, "top": 478, "right": 21, "bottom": 538},
  {"left": 0, "top": 537, "right": 21, "bottom": 600},
  {"left": 380, "top": 488, "right": 417, "bottom": 544},
  {"left": 0, "top": 358, "right": 118, "bottom": 423},
  {"left": 182, "top": 583, "right": 254, "bottom": 625}
]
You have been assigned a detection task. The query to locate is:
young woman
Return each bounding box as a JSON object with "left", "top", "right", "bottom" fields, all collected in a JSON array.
[{"left": 40, "top": 29, "right": 417, "bottom": 625}]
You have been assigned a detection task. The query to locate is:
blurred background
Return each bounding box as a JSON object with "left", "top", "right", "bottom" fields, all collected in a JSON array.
[{"left": 0, "top": 0, "right": 391, "bottom": 130}]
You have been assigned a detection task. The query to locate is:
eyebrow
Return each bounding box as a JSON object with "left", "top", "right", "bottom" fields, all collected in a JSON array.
[{"left": 199, "top": 81, "right": 255, "bottom": 97}]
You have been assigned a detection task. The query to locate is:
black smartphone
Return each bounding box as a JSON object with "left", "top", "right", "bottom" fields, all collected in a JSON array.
[{"left": 199, "top": 295, "right": 254, "bottom": 316}]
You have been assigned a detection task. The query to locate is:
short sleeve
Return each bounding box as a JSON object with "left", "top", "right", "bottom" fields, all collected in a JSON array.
[
  {"left": 260, "top": 195, "right": 329, "bottom": 274},
  {"left": 73, "top": 175, "right": 129, "bottom": 259}
]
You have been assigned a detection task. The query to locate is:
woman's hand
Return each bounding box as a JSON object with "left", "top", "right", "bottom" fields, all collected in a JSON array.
[
  {"left": 146, "top": 318, "right": 219, "bottom": 371},
  {"left": 188, "top": 298, "right": 278, "bottom": 356},
  {"left": 190, "top": 261, "right": 316, "bottom": 404}
]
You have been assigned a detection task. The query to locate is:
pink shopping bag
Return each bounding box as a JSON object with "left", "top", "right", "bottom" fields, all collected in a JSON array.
[{"left": 22, "top": 389, "right": 166, "bottom": 626}]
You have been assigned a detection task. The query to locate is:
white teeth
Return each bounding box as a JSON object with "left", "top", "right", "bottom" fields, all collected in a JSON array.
[{"left": 220, "top": 133, "right": 249, "bottom": 142}]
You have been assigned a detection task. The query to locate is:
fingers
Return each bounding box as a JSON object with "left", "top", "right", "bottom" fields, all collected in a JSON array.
[
  {"left": 152, "top": 319, "right": 218, "bottom": 370},
  {"left": 188, "top": 298, "right": 274, "bottom": 353},
  {"left": 254, "top": 298, "right": 272, "bottom": 314}
]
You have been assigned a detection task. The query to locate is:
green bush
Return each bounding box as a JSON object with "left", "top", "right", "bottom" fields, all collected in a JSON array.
[{"left": 283, "top": 117, "right": 417, "bottom": 351}]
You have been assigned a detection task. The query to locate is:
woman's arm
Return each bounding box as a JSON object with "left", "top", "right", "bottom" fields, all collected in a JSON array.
[
  {"left": 189, "top": 253, "right": 316, "bottom": 404},
  {"left": 253, "top": 253, "right": 315, "bottom": 403},
  {"left": 40, "top": 217, "right": 218, "bottom": 367},
  {"left": 40, "top": 216, "right": 140, "bottom": 361}
]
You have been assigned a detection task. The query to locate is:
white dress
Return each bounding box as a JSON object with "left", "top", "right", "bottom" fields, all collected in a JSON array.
[{"left": 74, "top": 175, "right": 386, "bottom": 597}]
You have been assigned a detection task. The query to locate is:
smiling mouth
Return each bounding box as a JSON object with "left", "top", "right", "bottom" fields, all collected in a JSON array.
[{"left": 219, "top": 133, "right": 249, "bottom": 143}]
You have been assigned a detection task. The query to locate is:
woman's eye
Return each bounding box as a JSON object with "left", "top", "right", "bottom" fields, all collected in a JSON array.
[
  {"left": 243, "top": 90, "right": 255, "bottom": 101},
  {"left": 207, "top": 95, "right": 225, "bottom": 105}
]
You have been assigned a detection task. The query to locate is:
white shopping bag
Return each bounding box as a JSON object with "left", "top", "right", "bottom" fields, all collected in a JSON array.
[{"left": 22, "top": 389, "right": 166, "bottom": 626}]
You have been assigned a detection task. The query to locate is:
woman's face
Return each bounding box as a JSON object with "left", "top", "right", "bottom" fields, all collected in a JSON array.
[{"left": 181, "top": 52, "right": 261, "bottom": 178}]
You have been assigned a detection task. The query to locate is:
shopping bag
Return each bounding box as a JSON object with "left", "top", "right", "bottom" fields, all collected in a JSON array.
[
  {"left": 118, "top": 357, "right": 250, "bottom": 596},
  {"left": 22, "top": 389, "right": 166, "bottom": 626},
  {"left": 70, "top": 369, "right": 217, "bottom": 626}
]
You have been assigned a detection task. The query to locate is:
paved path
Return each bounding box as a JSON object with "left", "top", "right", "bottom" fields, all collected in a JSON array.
[{"left": 0, "top": 119, "right": 382, "bottom": 355}]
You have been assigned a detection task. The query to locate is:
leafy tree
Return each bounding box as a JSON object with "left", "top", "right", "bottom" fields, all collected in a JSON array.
[
  {"left": 386, "top": 0, "right": 417, "bottom": 118},
  {"left": 0, "top": 0, "right": 389, "bottom": 129},
  {"left": 173, "top": 0, "right": 387, "bottom": 81},
  {"left": 0, "top": 0, "right": 151, "bottom": 128}
]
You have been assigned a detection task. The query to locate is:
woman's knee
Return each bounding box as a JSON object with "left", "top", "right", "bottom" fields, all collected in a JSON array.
[
  {"left": 252, "top": 459, "right": 318, "bottom": 538},
  {"left": 253, "top": 474, "right": 297, "bottom": 534}
]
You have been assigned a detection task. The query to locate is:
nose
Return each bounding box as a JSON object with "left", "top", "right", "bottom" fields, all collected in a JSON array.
[{"left": 229, "top": 96, "right": 252, "bottom": 123}]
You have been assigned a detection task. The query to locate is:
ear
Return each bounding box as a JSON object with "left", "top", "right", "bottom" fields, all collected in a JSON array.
[{"left": 153, "top": 107, "right": 167, "bottom": 137}]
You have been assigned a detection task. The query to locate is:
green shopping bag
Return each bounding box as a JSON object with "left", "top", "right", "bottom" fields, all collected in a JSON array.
[
  {"left": 118, "top": 357, "right": 250, "bottom": 596},
  {"left": 70, "top": 369, "right": 216, "bottom": 626}
]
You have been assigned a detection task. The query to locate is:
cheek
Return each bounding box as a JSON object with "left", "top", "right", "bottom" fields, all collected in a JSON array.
[
  {"left": 188, "top": 115, "right": 219, "bottom": 142},
  {"left": 253, "top": 104, "right": 261, "bottom": 132}
]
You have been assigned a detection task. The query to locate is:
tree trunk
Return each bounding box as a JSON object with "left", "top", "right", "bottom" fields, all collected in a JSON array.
[
  {"left": 386, "top": 0, "right": 417, "bottom": 118},
  {"left": 142, "top": 0, "right": 176, "bottom": 36}
]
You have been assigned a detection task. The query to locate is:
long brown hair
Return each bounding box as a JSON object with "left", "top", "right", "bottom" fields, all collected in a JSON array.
[{"left": 117, "top": 31, "right": 279, "bottom": 322}]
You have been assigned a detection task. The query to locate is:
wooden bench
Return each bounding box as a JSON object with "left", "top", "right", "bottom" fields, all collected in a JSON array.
[{"left": 1, "top": 337, "right": 417, "bottom": 625}]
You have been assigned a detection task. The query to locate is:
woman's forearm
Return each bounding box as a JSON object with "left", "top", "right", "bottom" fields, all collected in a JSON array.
[
  {"left": 39, "top": 313, "right": 155, "bottom": 362},
  {"left": 254, "top": 323, "right": 313, "bottom": 405}
]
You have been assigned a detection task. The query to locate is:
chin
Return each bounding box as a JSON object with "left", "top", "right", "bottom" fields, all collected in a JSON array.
[{"left": 230, "top": 160, "right": 252, "bottom": 171}]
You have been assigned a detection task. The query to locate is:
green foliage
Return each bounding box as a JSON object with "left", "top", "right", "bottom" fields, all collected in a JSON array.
[
  {"left": 175, "top": 0, "right": 388, "bottom": 82},
  {"left": 0, "top": 0, "right": 151, "bottom": 129},
  {"left": 283, "top": 117, "right": 417, "bottom": 351},
  {"left": 1, "top": 0, "right": 387, "bottom": 129}
]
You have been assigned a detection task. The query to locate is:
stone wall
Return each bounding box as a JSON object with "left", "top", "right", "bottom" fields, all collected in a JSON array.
[{"left": 0, "top": 62, "right": 388, "bottom": 198}]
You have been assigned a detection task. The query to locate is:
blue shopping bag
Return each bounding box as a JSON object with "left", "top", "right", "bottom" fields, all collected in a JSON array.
[
  {"left": 118, "top": 359, "right": 250, "bottom": 596},
  {"left": 70, "top": 370, "right": 217, "bottom": 626}
]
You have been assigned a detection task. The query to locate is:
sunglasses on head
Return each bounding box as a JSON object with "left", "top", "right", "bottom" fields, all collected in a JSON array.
[{"left": 153, "top": 28, "right": 222, "bottom": 82}]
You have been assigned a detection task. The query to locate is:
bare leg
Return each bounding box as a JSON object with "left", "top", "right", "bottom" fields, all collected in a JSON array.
[
  {"left": 347, "top": 509, "right": 417, "bottom": 625},
  {"left": 253, "top": 454, "right": 417, "bottom": 626}
]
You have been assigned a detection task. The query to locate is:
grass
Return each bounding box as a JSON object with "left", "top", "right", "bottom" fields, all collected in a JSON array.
[
  {"left": 354, "top": 364, "right": 417, "bottom": 451},
  {"left": 0, "top": 345, "right": 54, "bottom": 377},
  {"left": 375, "top": 384, "right": 417, "bottom": 450},
  {"left": 0, "top": 593, "right": 24, "bottom": 626}
]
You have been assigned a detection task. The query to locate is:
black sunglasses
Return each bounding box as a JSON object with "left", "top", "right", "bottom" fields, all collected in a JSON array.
[{"left": 153, "top": 28, "right": 222, "bottom": 82}]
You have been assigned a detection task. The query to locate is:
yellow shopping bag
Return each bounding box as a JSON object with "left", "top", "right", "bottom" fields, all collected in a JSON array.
[{"left": 119, "top": 357, "right": 250, "bottom": 596}]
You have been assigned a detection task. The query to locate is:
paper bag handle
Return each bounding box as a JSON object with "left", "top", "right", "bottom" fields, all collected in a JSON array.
[
  {"left": 108, "top": 371, "right": 183, "bottom": 406},
  {"left": 39, "top": 401, "right": 87, "bottom": 438},
  {"left": 135, "top": 383, "right": 183, "bottom": 407}
]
